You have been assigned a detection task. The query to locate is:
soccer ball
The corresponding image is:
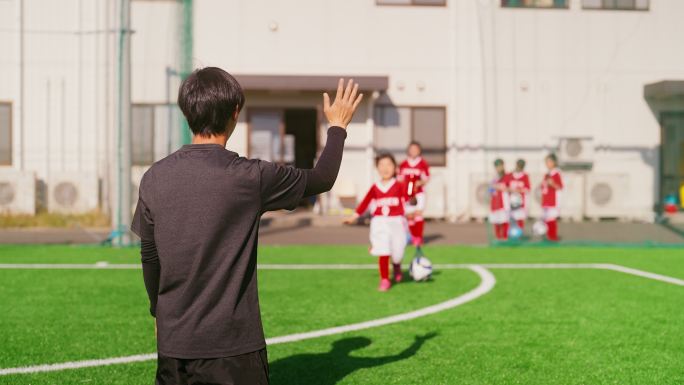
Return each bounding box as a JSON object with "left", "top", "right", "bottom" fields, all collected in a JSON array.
[
  {"left": 508, "top": 225, "right": 523, "bottom": 240},
  {"left": 532, "top": 220, "right": 548, "bottom": 237},
  {"left": 410, "top": 256, "right": 433, "bottom": 282},
  {"left": 509, "top": 192, "right": 523, "bottom": 210}
]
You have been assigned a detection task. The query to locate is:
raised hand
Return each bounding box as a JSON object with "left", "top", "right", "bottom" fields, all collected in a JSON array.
[{"left": 323, "top": 78, "right": 364, "bottom": 129}]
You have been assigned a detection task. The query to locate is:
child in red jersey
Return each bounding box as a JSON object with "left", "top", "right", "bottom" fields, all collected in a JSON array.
[
  {"left": 508, "top": 159, "right": 531, "bottom": 230},
  {"left": 345, "top": 153, "right": 408, "bottom": 292},
  {"left": 541, "top": 153, "right": 563, "bottom": 241},
  {"left": 489, "top": 158, "right": 512, "bottom": 240},
  {"left": 398, "top": 141, "right": 430, "bottom": 248}
]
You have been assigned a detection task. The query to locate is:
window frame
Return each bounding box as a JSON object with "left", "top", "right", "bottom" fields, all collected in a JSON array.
[
  {"left": 501, "top": 0, "right": 569, "bottom": 9},
  {"left": 581, "top": 0, "right": 649, "bottom": 11},
  {"left": 0, "top": 101, "right": 12, "bottom": 166},
  {"left": 376, "top": 0, "right": 447, "bottom": 7},
  {"left": 131, "top": 103, "right": 157, "bottom": 166},
  {"left": 374, "top": 105, "right": 448, "bottom": 167}
]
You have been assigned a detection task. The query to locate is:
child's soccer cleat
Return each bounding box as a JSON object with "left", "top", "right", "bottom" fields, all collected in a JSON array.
[
  {"left": 393, "top": 263, "right": 403, "bottom": 283},
  {"left": 378, "top": 279, "right": 392, "bottom": 292}
]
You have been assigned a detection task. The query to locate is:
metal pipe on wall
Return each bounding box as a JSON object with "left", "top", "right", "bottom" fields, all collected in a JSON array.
[
  {"left": 18, "top": 0, "right": 24, "bottom": 171},
  {"left": 114, "top": 0, "right": 132, "bottom": 246}
]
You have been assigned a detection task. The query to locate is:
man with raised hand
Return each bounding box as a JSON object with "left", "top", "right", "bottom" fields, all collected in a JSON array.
[{"left": 131, "top": 67, "right": 363, "bottom": 384}]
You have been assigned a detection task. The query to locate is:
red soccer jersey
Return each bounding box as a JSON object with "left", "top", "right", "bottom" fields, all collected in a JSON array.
[
  {"left": 541, "top": 169, "right": 563, "bottom": 208},
  {"left": 399, "top": 157, "right": 430, "bottom": 195},
  {"left": 509, "top": 171, "right": 531, "bottom": 208},
  {"left": 490, "top": 173, "right": 512, "bottom": 211},
  {"left": 355, "top": 179, "right": 408, "bottom": 217}
]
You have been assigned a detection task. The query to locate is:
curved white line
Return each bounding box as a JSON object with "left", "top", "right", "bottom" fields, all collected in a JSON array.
[
  {"left": 2, "top": 262, "right": 684, "bottom": 288},
  {"left": 267, "top": 265, "right": 495, "bottom": 345},
  {"left": 0, "top": 265, "right": 494, "bottom": 376}
]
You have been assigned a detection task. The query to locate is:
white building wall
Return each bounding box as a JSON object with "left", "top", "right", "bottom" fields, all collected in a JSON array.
[
  {"left": 2, "top": 0, "right": 684, "bottom": 220},
  {"left": 468, "top": 0, "right": 684, "bottom": 220}
]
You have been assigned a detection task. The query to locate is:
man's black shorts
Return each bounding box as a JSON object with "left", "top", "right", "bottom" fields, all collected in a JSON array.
[{"left": 156, "top": 348, "right": 269, "bottom": 385}]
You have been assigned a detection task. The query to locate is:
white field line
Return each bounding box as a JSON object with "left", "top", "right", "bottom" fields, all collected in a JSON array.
[
  {"left": 1, "top": 262, "right": 682, "bottom": 376},
  {"left": 0, "top": 265, "right": 494, "bottom": 376},
  {"left": 2, "top": 262, "right": 684, "bottom": 287}
]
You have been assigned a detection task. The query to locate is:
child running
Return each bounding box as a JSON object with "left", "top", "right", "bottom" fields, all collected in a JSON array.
[
  {"left": 489, "top": 158, "right": 512, "bottom": 241},
  {"left": 541, "top": 153, "right": 563, "bottom": 241},
  {"left": 345, "top": 153, "right": 408, "bottom": 291},
  {"left": 509, "top": 159, "right": 531, "bottom": 230},
  {"left": 398, "top": 141, "right": 430, "bottom": 249}
]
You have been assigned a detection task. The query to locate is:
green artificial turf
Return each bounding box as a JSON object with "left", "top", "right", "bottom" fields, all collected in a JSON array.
[{"left": 0, "top": 245, "right": 683, "bottom": 384}]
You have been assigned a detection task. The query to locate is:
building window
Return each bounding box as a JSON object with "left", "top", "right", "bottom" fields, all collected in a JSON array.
[
  {"left": 377, "top": 0, "right": 446, "bottom": 6},
  {"left": 131, "top": 104, "right": 155, "bottom": 166},
  {"left": 502, "top": 0, "right": 568, "bottom": 8},
  {"left": 0, "top": 102, "right": 11, "bottom": 166},
  {"left": 582, "top": 0, "right": 648, "bottom": 10},
  {"left": 374, "top": 106, "right": 447, "bottom": 166}
]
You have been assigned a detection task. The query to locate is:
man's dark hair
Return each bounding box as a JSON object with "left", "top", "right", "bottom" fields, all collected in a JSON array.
[
  {"left": 493, "top": 158, "right": 504, "bottom": 167},
  {"left": 516, "top": 159, "right": 526, "bottom": 169},
  {"left": 177, "top": 67, "right": 246, "bottom": 137},
  {"left": 375, "top": 152, "right": 397, "bottom": 167}
]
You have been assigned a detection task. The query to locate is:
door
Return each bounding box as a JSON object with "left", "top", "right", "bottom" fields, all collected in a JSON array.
[
  {"left": 284, "top": 109, "right": 318, "bottom": 169},
  {"left": 660, "top": 112, "right": 684, "bottom": 209},
  {"left": 249, "top": 109, "right": 283, "bottom": 162}
]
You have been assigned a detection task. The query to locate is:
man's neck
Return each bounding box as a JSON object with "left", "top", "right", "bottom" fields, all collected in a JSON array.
[{"left": 192, "top": 134, "right": 229, "bottom": 147}]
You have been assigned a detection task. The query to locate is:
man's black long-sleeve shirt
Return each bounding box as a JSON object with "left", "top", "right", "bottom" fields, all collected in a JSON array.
[{"left": 132, "top": 126, "right": 346, "bottom": 358}]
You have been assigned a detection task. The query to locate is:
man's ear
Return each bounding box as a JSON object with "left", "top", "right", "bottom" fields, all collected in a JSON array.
[{"left": 232, "top": 106, "right": 240, "bottom": 122}]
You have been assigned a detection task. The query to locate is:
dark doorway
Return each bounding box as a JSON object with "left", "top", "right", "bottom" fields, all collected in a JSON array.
[
  {"left": 284, "top": 109, "right": 318, "bottom": 169},
  {"left": 660, "top": 112, "right": 684, "bottom": 207}
]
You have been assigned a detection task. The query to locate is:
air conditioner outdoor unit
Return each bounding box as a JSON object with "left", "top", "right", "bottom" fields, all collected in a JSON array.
[
  {"left": 48, "top": 172, "right": 99, "bottom": 214},
  {"left": 423, "top": 170, "right": 446, "bottom": 219},
  {"left": 558, "top": 137, "right": 594, "bottom": 167},
  {"left": 559, "top": 172, "right": 585, "bottom": 221},
  {"left": 529, "top": 172, "right": 584, "bottom": 221},
  {"left": 584, "top": 174, "right": 629, "bottom": 219},
  {"left": 527, "top": 173, "right": 545, "bottom": 219},
  {"left": 469, "top": 173, "right": 493, "bottom": 220},
  {"left": 0, "top": 168, "right": 36, "bottom": 215}
]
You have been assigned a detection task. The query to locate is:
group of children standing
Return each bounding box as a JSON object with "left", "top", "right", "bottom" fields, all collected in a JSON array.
[
  {"left": 489, "top": 153, "right": 563, "bottom": 242},
  {"left": 345, "top": 142, "right": 430, "bottom": 292},
  {"left": 345, "top": 144, "right": 564, "bottom": 291}
]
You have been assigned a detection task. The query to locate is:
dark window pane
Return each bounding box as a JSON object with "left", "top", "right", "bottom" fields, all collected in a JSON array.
[
  {"left": 413, "top": 0, "right": 446, "bottom": 5},
  {"left": 377, "top": 0, "right": 412, "bottom": 5},
  {"left": 0, "top": 103, "right": 11, "bottom": 165},
  {"left": 132, "top": 105, "right": 154, "bottom": 165},
  {"left": 503, "top": 0, "right": 567, "bottom": 8},
  {"left": 374, "top": 106, "right": 411, "bottom": 160},
  {"left": 249, "top": 110, "right": 282, "bottom": 162},
  {"left": 412, "top": 107, "right": 446, "bottom": 166},
  {"left": 583, "top": 0, "right": 647, "bottom": 9}
]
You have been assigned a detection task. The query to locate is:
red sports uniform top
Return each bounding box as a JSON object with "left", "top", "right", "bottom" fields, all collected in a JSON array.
[
  {"left": 541, "top": 169, "right": 563, "bottom": 208},
  {"left": 490, "top": 173, "right": 512, "bottom": 211},
  {"left": 355, "top": 179, "right": 408, "bottom": 217},
  {"left": 509, "top": 171, "right": 531, "bottom": 208},
  {"left": 399, "top": 157, "right": 430, "bottom": 196}
]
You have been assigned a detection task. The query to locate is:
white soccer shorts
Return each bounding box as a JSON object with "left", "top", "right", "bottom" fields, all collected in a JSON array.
[
  {"left": 489, "top": 209, "right": 509, "bottom": 224},
  {"left": 510, "top": 207, "right": 528, "bottom": 221},
  {"left": 369, "top": 216, "right": 408, "bottom": 264},
  {"left": 543, "top": 207, "right": 560, "bottom": 220}
]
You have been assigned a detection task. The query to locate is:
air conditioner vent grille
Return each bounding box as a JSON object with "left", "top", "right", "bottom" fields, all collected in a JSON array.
[
  {"left": 565, "top": 138, "right": 583, "bottom": 158},
  {"left": 0, "top": 182, "right": 15, "bottom": 205},
  {"left": 590, "top": 182, "right": 613, "bottom": 206},
  {"left": 54, "top": 182, "right": 79, "bottom": 207},
  {"left": 475, "top": 183, "right": 489, "bottom": 205}
]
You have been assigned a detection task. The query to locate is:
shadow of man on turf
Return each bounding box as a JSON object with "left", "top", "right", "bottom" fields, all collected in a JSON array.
[{"left": 269, "top": 332, "right": 437, "bottom": 385}]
